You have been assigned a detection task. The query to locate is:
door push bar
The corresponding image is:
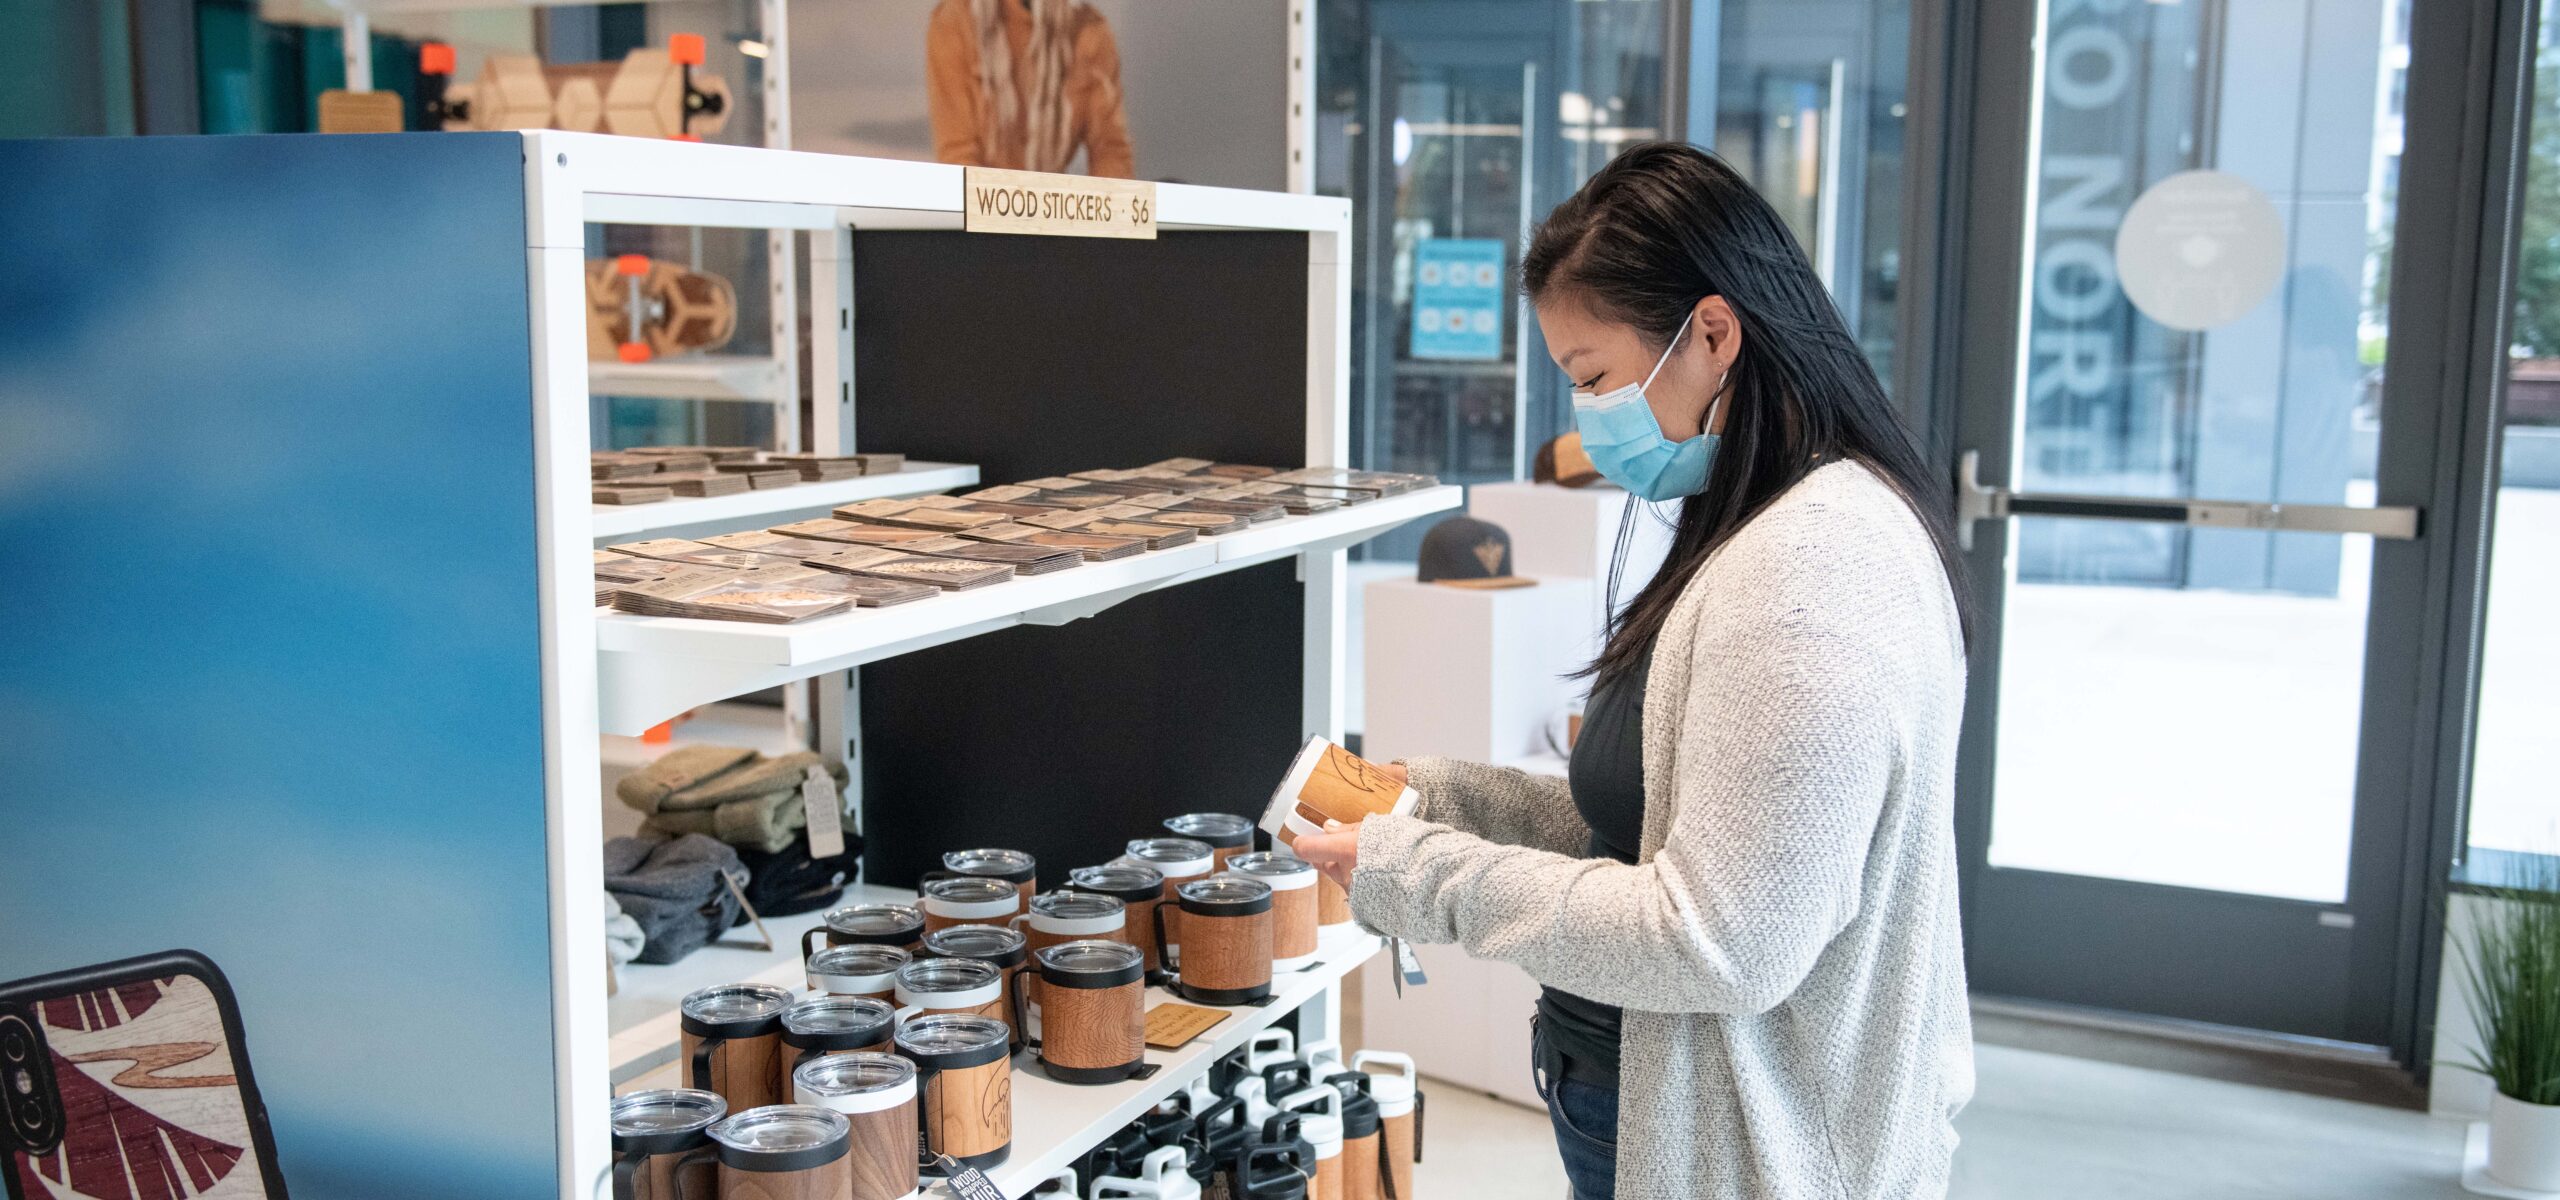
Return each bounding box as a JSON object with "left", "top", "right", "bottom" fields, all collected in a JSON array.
[{"left": 1955, "top": 451, "right": 2421, "bottom": 551}]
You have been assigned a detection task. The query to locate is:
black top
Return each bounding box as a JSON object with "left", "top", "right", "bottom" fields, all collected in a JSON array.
[{"left": 1535, "top": 646, "right": 1651, "bottom": 1079}]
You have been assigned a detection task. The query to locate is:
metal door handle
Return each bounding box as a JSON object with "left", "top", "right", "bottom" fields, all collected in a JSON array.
[{"left": 1956, "top": 451, "right": 2421, "bottom": 550}]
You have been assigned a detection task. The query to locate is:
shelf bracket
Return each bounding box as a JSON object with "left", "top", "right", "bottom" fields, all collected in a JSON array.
[{"left": 1017, "top": 577, "right": 1172, "bottom": 627}]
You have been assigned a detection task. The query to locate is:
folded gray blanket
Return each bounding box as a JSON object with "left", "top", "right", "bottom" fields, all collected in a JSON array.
[{"left": 604, "top": 834, "right": 747, "bottom": 964}]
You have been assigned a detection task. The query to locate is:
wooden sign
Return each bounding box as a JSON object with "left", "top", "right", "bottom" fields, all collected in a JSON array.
[
  {"left": 1142, "top": 1001, "right": 1231, "bottom": 1049},
  {"left": 964, "top": 167, "right": 1157, "bottom": 240}
]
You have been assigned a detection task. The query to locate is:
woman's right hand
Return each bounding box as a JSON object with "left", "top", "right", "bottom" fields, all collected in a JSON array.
[{"left": 1376, "top": 761, "right": 1408, "bottom": 787}]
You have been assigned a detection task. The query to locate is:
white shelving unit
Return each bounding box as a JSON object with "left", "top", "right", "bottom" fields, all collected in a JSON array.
[{"left": 510, "top": 132, "right": 1437, "bottom": 1198}]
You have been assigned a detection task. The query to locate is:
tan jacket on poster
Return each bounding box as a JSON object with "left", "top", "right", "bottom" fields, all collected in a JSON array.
[{"left": 926, "top": 0, "right": 1136, "bottom": 178}]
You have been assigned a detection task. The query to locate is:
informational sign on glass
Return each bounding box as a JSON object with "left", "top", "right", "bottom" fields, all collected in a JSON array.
[{"left": 1410, "top": 238, "right": 1505, "bottom": 361}]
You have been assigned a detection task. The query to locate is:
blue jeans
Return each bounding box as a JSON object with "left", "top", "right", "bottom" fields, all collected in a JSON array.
[{"left": 1532, "top": 1020, "right": 1619, "bottom": 1200}]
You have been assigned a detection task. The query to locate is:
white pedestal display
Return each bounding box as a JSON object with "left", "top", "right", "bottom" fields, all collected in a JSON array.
[
  {"left": 1359, "top": 576, "right": 1595, "bottom": 766},
  {"left": 1465, "top": 479, "right": 1674, "bottom": 635}
]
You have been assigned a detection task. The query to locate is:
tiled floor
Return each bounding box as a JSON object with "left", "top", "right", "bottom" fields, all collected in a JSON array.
[{"left": 1403, "top": 1038, "right": 2481, "bottom": 1199}]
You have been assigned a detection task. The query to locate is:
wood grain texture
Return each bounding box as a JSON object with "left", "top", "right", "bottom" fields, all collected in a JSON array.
[
  {"left": 681, "top": 1028, "right": 786, "bottom": 1111},
  {"left": 1037, "top": 980, "right": 1144, "bottom": 1071},
  {"left": 1342, "top": 1131, "right": 1383, "bottom": 1200},
  {"left": 1383, "top": 1112, "right": 1416, "bottom": 1199},
  {"left": 1157, "top": 871, "right": 1209, "bottom": 950},
  {"left": 1314, "top": 1150, "right": 1343, "bottom": 1200},
  {"left": 1123, "top": 896, "right": 1166, "bottom": 973},
  {"left": 1178, "top": 910, "right": 1272, "bottom": 992},
  {"left": 1271, "top": 885, "right": 1318, "bottom": 959},
  {"left": 923, "top": 1059, "right": 1012, "bottom": 1161},
  {"left": 718, "top": 1159, "right": 848, "bottom": 1200},
  {"left": 1317, "top": 877, "right": 1353, "bottom": 925},
  {"left": 844, "top": 1102, "right": 920, "bottom": 1200}
]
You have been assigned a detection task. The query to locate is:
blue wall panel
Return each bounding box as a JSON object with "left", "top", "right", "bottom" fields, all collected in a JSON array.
[{"left": 0, "top": 133, "right": 556, "bottom": 1197}]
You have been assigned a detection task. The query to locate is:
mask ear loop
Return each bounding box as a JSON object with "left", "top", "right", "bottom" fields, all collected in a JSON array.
[{"left": 1697, "top": 360, "right": 1736, "bottom": 438}]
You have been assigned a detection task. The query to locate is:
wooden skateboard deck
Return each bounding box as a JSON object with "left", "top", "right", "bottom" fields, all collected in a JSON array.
[
  {"left": 586, "top": 255, "right": 738, "bottom": 363},
  {"left": 423, "top": 36, "right": 731, "bottom": 141}
]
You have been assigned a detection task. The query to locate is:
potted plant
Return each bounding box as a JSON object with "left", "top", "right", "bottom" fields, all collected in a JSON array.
[{"left": 2455, "top": 855, "right": 2560, "bottom": 1191}]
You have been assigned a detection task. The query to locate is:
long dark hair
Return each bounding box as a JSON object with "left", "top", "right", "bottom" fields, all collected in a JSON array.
[{"left": 1523, "top": 142, "right": 1972, "bottom": 681}]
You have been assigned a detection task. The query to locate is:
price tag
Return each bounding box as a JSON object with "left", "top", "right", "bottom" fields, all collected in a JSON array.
[
  {"left": 964, "top": 167, "right": 1158, "bottom": 240},
  {"left": 802, "top": 765, "right": 846, "bottom": 860}
]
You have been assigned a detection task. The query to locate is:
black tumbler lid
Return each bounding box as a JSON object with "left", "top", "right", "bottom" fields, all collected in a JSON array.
[
  {"left": 822, "top": 903, "right": 924, "bottom": 938},
  {"left": 1068, "top": 862, "right": 1166, "bottom": 900},
  {"left": 943, "top": 847, "right": 1037, "bottom": 882},
  {"left": 1178, "top": 873, "right": 1274, "bottom": 916},
  {"left": 922, "top": 923, "right": 1028, "bottom": 966},
  {"left": 610, "top": 1088, "right": 725, "bottom": 1156},
  {"left": 708, "top": 1105, "right": 850, "bottom": 1173},
  {"left": 679, "top": 983, "right": 792, "bottom": 1038},
  {"left": 1165, "top": 812, "right": 1254, "bottom": 847}
]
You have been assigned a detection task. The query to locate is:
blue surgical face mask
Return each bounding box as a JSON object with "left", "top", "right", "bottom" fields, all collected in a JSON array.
[{"left": 1569, "top": 310, "right": 1728, "bottom": 501}]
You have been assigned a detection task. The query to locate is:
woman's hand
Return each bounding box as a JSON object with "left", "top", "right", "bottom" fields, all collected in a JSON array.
[{"left": 1293, "top": 820, "right": 1361, "bottom": 892}]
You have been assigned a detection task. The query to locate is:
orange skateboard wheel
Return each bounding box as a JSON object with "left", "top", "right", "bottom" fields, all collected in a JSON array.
[
  {"left": 617, "top": 343, "right": 653, "bottom": 363},
  {"left": 669, "top": 33, "right": 707, "bottom": 66},
  {"left": 419, "top": 42, "right": 456, "bottom": 76}
]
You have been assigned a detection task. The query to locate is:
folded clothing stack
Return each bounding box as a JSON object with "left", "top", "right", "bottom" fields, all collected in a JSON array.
[
  {"left": 616, "top": 744, "right": 851, "bottom": 855},
  {"left": 604, "top": 834, "right": 748, "bottom": 965},
  {"left": 735, "top": 837, "right": 858, "bottom": 918}
]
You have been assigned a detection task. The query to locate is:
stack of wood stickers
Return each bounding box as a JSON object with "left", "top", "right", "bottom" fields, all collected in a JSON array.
[
  {"left": 804, "top": 546, "right": 1014, "bottom": 592},
  {"left": 590, "top": 457, "right": 1436, "bottom": 623},
  {"left": 589, "top": 447, "right": 916, "bottom": 505},
  {"left": 618, "top": 566, "right": 871, "bottom": 622}
]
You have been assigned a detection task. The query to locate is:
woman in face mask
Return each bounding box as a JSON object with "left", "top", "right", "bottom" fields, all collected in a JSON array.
[{"left": 1292, "top": 142, "right": 1975, "bottom": 1200}]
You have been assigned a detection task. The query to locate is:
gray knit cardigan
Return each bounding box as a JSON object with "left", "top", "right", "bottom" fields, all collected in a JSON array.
[{"left": 1349, "top": 461, "right": 1974, "bottom": 1200}]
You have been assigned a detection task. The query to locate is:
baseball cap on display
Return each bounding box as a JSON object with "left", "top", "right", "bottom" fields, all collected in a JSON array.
[
  {"left": 1415, "top": 515, "right": 1533, "bottom": 590},
  {"left": 1532, "top": 432, "right": 1605, "bottom": 488}
]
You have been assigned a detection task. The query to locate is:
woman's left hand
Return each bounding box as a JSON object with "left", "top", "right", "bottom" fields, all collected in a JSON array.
[{"left": 1293, "top": 820, "right": 1360, "bottom": 892}]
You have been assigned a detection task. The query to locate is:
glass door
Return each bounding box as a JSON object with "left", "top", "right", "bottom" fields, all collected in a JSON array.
[{"left": 1949, "top": 0, "right": 2447, "bottom": 1046}]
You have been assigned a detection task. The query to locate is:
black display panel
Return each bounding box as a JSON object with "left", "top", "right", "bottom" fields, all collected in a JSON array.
[{"left": 849, "top": 230, "right": 1313, "bottom": 888}]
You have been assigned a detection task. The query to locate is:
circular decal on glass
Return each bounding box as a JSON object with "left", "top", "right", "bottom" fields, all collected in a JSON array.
[{"left": 2113, "top": 170, "right": 2285, "bottom": 332}]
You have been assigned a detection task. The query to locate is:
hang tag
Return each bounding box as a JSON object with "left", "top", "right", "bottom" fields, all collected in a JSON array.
[
  {"left": 932, "top": 1156, "right": 1005, "bottom": 1200},
  {"left": 1394, "top": 938, "right": 1427, "bottom": 989},
  {"left": 716, "top": 870, "right": 774, "bottom": 952},
  {"left": 802, "top": 765, "right": 846, "bottom": 860}
]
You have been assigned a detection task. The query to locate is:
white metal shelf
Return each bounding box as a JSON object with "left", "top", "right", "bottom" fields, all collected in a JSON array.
[
  {"left": 589, "top": 355, "right": 788, "bottom": 403},
  {"left": 591, "top": 486, "right": 1459, "bottom": 733},
  {"left": 607, "top": 884, "right": 1382, "bottom": 1199},
  {"left": 591, "top": 459, "right": 979, "bottom": 541}
]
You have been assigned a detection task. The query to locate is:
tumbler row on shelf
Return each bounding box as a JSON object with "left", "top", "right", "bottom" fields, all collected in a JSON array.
[
  {"left": 612, "top": 1028, "right": 1423, "bottom": 1200},
  {"left": 606, "top": 813, "right": 1362, "bottom": 1199},
  {"left": 592, "top": 460, "right": 1440, "bottom": 620},
  {"left": 594, "top": 445, "right": 915, "bottom": 505}
]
